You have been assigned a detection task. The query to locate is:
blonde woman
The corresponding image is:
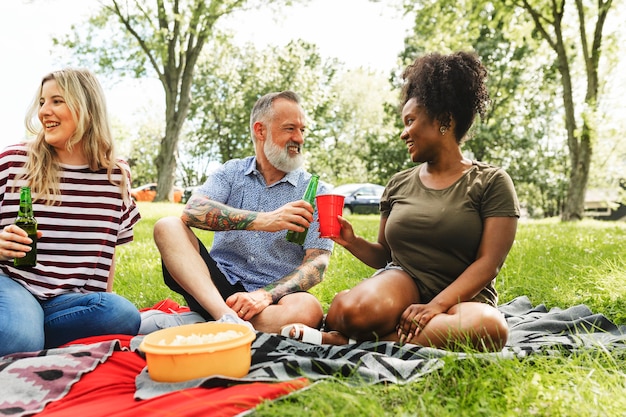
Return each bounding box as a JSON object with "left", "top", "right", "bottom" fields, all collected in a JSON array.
[{"left": 0, "top": 68, "right": 141, "bottom": 356}]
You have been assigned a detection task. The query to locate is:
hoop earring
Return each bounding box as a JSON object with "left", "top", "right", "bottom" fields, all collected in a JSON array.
[{"left": 439, "top": 126, "right": 447, "bottom": 135}]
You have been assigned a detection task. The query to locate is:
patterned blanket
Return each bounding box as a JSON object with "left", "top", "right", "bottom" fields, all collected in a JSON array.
[
  {"left": 3, "top": 296, "right": 626, "bottom": 414},
  {"left": 133, "top": 295, "right": 626, "bottom": 399},
  {"left": 0, "top": 341, "right": 119, "bottom": 416}
]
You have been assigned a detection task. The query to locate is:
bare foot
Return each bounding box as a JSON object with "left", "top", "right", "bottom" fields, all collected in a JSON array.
[
  {"left": 322, "top": 330, "right": 350, "bottom": 345},
  {"left": 282, "top": 324, "right": 350, "bottom": 345}
]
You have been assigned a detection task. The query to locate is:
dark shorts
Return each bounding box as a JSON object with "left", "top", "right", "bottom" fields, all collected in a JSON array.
[
  {"left": 374, "top": 263, "right": 496, "bottom": 307},
  {"left": 162, "top": 238, "right": 245, "bottom": 320}
]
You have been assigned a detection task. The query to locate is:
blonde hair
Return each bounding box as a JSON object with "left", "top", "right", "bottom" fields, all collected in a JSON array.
[{"left": 20, "top": 68, "right": 128, "bottom": 203}]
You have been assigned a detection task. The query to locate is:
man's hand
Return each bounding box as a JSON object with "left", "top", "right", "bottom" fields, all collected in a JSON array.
[
  {"left": 253, "top": 200, "right": 314, "bottom": 232},
  {"left": 183, "top": 195, "right": 315, "bottom": 233},
  {"left": 226, "top": 289, "right": 272, "bottom": 321}
]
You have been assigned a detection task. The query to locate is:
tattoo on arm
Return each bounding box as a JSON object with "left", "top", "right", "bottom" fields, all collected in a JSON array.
[
  {"left": 265, "top": 249, "right": 330, "bottom": 303},
  {"left": 183, "top": 197, "right": 256, "bottom": 231}
]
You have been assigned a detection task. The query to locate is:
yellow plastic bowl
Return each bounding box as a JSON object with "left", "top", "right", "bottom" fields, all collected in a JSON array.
[{"left": 139, "top": 322, "right": 256, "bottom": 383}]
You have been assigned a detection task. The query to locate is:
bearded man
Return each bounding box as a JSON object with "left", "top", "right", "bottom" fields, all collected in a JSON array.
[{"left": 144, "top": 91, "right": 333, "bottom": 334}]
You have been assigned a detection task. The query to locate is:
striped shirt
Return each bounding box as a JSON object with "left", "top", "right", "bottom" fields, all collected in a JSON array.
[{"left": 0, "top": 144, "right": 141, "bottom": 299}]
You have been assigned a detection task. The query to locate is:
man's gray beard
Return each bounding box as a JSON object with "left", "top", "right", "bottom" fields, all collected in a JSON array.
[{"left": 264, "top": 135, "right": 304, "bottom": 173}]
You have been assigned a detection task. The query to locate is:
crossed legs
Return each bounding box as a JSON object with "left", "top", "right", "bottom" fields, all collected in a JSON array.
[
  {"left": 153, "top": 216, "right": 322, "bottom": 334},
  {"left": 154, "top": 216, "right": 235, "bottom": 322},
  {"left": 298, "top": 269, "right": 508, "bottom": 351}
]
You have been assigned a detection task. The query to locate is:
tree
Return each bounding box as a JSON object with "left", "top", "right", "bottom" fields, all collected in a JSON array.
[
  {"left": 512, "top": 0, "right": 614, "bottom": 220},
  {"left": 54, "top": 0, "right": 289, "bottom": 201}
]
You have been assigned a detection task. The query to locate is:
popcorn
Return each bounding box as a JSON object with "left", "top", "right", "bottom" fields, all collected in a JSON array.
[{"left": 158, "top": 330, "right": 244, "bottom": 346}]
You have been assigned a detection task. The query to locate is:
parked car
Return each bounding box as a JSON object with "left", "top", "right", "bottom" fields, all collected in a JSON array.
[
  {"left": 331, "top": 183, "right": 385, "bottom": 215},
  {"left": 130, "top": 183, "right": 183, "bottom": 203},
  {"left": 181, "top": 186, "right": 200, "bottom": 204}
]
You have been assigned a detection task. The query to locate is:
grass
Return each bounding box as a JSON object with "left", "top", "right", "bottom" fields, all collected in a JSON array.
[{"left": 116, "top": 203, "right": 626, "bottom": 416}]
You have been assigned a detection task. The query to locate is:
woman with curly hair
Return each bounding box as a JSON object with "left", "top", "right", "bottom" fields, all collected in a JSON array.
[
  {"left": 282, "top": 51, "right": 519, "bottom": 351},
  {"left": 0, "top": 68, "right": 142, "bottom": 355}
]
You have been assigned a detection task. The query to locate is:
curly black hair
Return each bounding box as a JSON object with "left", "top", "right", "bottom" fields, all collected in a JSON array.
[{"left": 401, "top": 51, "right": 489, "bottom": 142}]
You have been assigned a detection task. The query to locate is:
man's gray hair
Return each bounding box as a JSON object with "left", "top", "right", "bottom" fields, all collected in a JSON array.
[{"left": 249, "top": 91, "right": 301, "bottom": 143}]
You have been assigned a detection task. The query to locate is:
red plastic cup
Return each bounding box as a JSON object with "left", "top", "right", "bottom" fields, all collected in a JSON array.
[{"left": 316, "top": 194, "right": 345, "bottom": 238}]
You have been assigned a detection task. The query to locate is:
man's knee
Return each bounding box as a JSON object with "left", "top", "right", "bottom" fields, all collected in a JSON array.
[
  {"left": 154, "top": 216, "right": 199, "bottom": 252},
  {"left": 153, "top": 216, "right": 182, "bottom": 242},
  {"left": 279, "top": 293, "right": 323, "bottom": 327}
]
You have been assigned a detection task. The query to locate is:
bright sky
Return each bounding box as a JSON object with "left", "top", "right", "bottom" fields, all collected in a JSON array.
[
  {"left": 0, "top": 0, "right": 412, "bottom": 150},
  {"left": 2, "top": 0, "right": 624, "bottom": 159}
]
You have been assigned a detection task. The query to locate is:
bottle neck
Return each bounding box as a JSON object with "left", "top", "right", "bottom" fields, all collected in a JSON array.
[
  {"left": 17, "top": 189, "right": 34, "bottom": 218},
  {"left": 303, "top": 175, "right": 319, "bottom": 203}
]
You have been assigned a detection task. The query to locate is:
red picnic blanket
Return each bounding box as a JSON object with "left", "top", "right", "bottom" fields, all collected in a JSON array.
[
  {"left": 37, "top": 334, "right": 307, "bottom": 417},
  {"left": 0, "top": 299, "right": 308, "bottom": 417}
]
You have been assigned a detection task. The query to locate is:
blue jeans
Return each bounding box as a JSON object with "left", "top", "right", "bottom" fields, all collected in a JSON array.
[{"left": 0, "top": 274, "right": 141, "bottom": 356}]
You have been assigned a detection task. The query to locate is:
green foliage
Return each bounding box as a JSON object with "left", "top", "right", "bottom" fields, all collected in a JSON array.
[
  {"left": 505, "top": 0, "right": 616, "bottom": 221},
  {"left": 308, "top": 68, "right": 399, "bottom": 185},
  {"left": 186, "top": 36, "right": 337, "bottom": 164},
  {"left": 125, "top": 123, "right": 163, "bottom": 187},
  {"left": 183, "top": 33, "right": 399, "bottom": 187},
  {"left": 116, "top": 204, "right": 626, "bottom": 416},
  {"left": 55, "top": 0, "right": 623, "bottom": 217}
]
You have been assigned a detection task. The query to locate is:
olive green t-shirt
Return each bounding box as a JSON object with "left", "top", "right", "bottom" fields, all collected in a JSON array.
[{"left": 380, "top": 161, "right": 520, "bottom": 306}]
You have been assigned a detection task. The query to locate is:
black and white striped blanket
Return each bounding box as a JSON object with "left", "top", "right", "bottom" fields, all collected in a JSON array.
[{"left": 134, "top": 295, "right": 626, "bottom": 399}]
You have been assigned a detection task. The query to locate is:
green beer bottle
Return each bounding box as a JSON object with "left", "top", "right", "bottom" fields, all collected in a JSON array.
[
  {"left": 14, "top": 186, "right": 37, "bottom": 267},
  {"left": 286, "top": 174, "right": 320, "bottom": 246}
]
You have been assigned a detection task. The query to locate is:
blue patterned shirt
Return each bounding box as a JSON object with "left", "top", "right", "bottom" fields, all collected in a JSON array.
[{"left": 196, "top": 156, "right": 334, "bottom": 291}]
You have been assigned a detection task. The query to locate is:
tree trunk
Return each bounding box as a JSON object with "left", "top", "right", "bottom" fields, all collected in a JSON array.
[
  {"left": 519, "top": 0, "right": 612, "bottom": 221},
  {"left": 154, "top": 87, "right": 186, "bottom": 202},
  {"left": 561, "top": 0, "right": 611, "bottom": 221},
  {"left": 561, "top": 123, "right": 592, "bottom": 220},
  {"left": 553, "top": 16, "right": 584, "bottom": 221},
  {"left": 155, "top": 117, "right": 183, "bottom": 202}
]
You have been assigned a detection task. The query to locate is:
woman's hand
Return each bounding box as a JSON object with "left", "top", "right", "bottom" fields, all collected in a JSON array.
[
  {"left": 0, "top": 225, "right": 41, "bottom": 261},
  {"left": 397, "top": 302, "right": 446, "bottom": 345},
  {"left": 328, "top": 215, "right": 356, "bottom": 247}
]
